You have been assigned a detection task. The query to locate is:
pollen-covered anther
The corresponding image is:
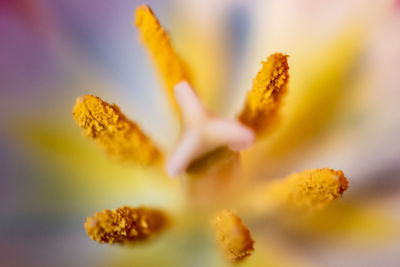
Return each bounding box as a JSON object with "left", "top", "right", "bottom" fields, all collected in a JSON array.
[
  {"left": 239, "top": 53, "right": 289, "bottom": 134},
  {"left": 212, "top": 210, "right": 255, "bottom": 263},
  {"left": 72, "top": 95, "right": 161, "bottom": 165},
  {"left": 135, "top": 5, "right": 192, "bottom": 111},
  {"left": 266, "top": 168, "right": 349, "bottom": 211},
  {"left": 84, "top": 206, "right": 168, "bottom": 244}
]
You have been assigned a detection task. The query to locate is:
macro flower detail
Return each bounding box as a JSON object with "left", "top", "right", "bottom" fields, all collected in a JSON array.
[
  {"left": 71, "top": 4, "right": 351, "bottom": 264},
  {"left": 2, "top": 0, "right": 399, "bottom": 265},
  {"left": 212, "top": 210, "right": 255, "bottom": 263},
  {"left": 84, "top": 206, "right": 168, "bottom": 244}
]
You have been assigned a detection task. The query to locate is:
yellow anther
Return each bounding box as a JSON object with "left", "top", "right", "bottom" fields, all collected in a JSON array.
[
  {"left": 239, "top": 53, "right": 289, "bottom": 134},
  {"left": 84, "top": 206, "right": 168, "bottom": 244},
  {"left": 73, "top": 95, "right": 161, "bottom": 165},
  {"left": 135, "top": 5, "right": 192, "bottom": 111},
  {"left": 266, "top": 168, "right": 349, "bottom": 212},
  {"left": 211, "top": 210, "right": 254, "bottom": 263}
]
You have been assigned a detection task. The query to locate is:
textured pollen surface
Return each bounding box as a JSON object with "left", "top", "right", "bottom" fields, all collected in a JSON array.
[
  {"left": 212, "top": 210, "right": 254, "bottom": 263},
  {"left": 84, "top": 206, "right": 168, "bottom": 244},
  {"left": 266, "top": 168, "right": 349, "bottom": 211},
  {"left": 135, "top": 5, "right": 192, "bottom": 111},
  {"left": 239, "top": 53, "right": 289, "bottom": 134},
  {"left": 73, "top": 95, "right": 161, "bottom": 165}
]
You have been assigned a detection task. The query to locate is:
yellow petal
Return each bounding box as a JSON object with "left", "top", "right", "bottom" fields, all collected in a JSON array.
[
  {"left": 72, "top": 95, "right": 161, "bottom": 165},
  {"left": 303, "top": 202, "right": 400, "bottom": 243},
  {"left": 268, "top": 30, "right": 363, "bottom": 154}
]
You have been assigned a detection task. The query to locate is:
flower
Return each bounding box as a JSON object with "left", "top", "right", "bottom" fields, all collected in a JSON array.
[
  {"left": 73, "top": 4, "right": 349, "bottom": 263},
  {"left": 3, "top": 0, "right": 399, "bottom": 266}
]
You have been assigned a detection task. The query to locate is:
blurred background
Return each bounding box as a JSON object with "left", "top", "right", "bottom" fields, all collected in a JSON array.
[{"left": 1, "top": 0, "right": 400, "bottom": 266}]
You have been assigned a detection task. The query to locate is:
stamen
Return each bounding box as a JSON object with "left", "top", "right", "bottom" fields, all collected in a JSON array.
[
  {"left": 266, "top": 168, "right": 349, "bottom": 211},
  {"left": 239, "top": 53, "right": 289, "bottom": 134},
  {"left": 73, "top": 95, "right": 161, "bottom": 165},
  {"left": 84, "top": 206, "right": 168, "bottom": 244},
  {"left": 135, "top": 5, "right": 192, "bottom": 111},
  {"left": 211, "top": 210, "right": 254, "bottom": 263}
]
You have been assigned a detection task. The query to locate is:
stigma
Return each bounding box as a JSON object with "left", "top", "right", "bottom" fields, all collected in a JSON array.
[{"left": 166, "top": 81, "right": 255, "bottom": 177}]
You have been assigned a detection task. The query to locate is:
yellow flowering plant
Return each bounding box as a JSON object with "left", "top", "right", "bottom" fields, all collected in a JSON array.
[{"left": 73, "top": 4, "right": 349, "bottom": 264}]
